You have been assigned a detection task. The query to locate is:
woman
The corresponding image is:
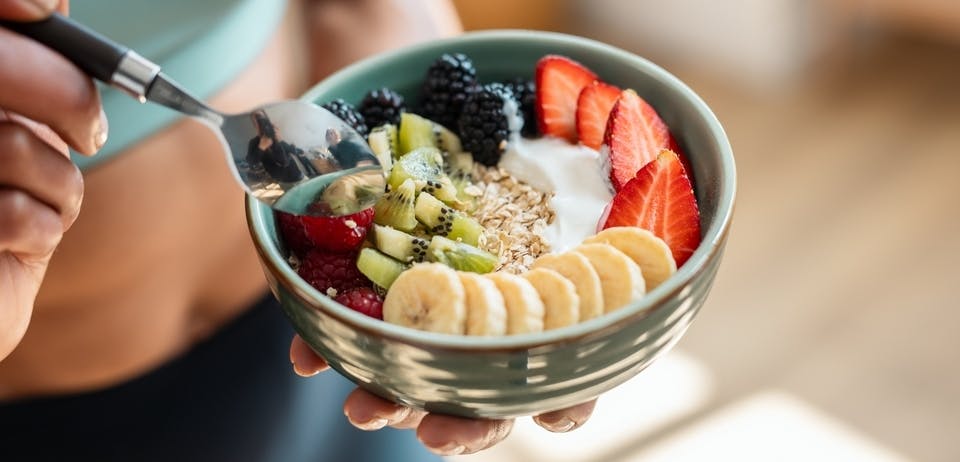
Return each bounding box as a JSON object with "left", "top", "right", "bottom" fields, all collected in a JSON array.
[{"left": 0, "top": 0, "right": 596, "bottom": 460}]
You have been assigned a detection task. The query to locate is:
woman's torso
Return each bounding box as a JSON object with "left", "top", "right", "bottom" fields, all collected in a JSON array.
[{"left": 0, "top": 0, "right": 304, "bottom": 400}]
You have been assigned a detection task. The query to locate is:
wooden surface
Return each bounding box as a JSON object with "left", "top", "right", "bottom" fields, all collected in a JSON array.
[
  {"left": 451, "top": 0, "right": 566, "bottom": 31},
  {"left": 829, "top": 0, "right": 960, "bottom": 43}
]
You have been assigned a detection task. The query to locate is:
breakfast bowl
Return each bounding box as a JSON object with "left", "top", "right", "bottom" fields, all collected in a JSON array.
[{"left": 245, "top": 30, "right": 735, "bottom": 419}]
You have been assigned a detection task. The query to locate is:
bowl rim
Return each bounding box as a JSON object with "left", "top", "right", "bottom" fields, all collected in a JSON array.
[{"left": 246, "top": 29, "right": 737, "bottom": 350}]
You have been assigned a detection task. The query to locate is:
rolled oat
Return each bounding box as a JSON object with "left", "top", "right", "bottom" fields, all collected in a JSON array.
[{"left": 471, "top": 164, "right": 554, "bottom": 274}]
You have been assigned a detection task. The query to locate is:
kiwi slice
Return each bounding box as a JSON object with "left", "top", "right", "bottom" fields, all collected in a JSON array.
[
  {"left": 416, "top": 177, "right": 465, "bottom": 209},
  {"left": 414, "top": 191, "right": 457, "bottom": 233},
  {"left": 434, "top": 122, "right": 463, "bottom": 154},
  {"left": 443, "top": 150, "right": 478, "bottom": 206},
  {"left": 425, "top": 236, "right": 498, "bottom": 274},
  {"left": 387, "top": 147, "right": 443, "bottom": 190},
  {"left": 399, "top": 113, "right": 438, "bottom": 155},
  {"left": 414, "top": 192, "right": 484, "bottom": 246},
  {"left": 386, "top": 147, "right": 465, "bottom": 207},
  {"left": 373, "top": 178, "right": 418, "bottom": 232},
  {"left": 356, "top": 248, "right": 408, "bottom": 290},
  {"left": 444, "top": 150, "right": 473, "bottom": 177},
  {"left": 367, "top": 124, "right": 398, "bottom": 171},
  {"left": 446, "top": 214, "right": 484, "bottom": 247},
  {"left": 373, "top": 224, "right": 429, "bottom": 263}
]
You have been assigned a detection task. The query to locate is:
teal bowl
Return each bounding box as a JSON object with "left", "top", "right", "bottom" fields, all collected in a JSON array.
[{"left": 246, "top": 30, "right": 735, "bottom": 419}]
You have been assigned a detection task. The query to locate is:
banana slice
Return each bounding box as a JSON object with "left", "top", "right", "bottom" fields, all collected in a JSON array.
[
  {"left": 531, "top": 252, "right": 605, "bottom": 321},
  {"left": 584, "top": 227, "right": 677, "bottom": 289},
  {"left": 486, "top": 272, "right": 545, "bottom": 334},
  {"left": 383, "top": 263, "right": 467, "bottom": 334},
  {"left": 458, "top": 272, "right": 508, "bottom": 336},
  {"left": 572, "top": 243, "right": 646, "bottom": 313},
  {"left": 523, "top": 268, "right": 580, "bottom": 330}
]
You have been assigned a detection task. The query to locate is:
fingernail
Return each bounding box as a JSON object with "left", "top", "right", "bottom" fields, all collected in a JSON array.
[
  {"left": 388, "top": 406, "right": 411, "bottom": 425},
  {"left": 356, "top": 418, "right": 388, "bottom": 431},
  {"left": 431, "top": 444, "right": 465, "bottom": 456},
  {"left": 292, "top": 363, "right": 319, "bottom": 377},
  {"left": 93, "top": 109, "right": 108, "bottom": 152},
  {"left": 540, "top": 417, "right": 575, "bottom": 433}
]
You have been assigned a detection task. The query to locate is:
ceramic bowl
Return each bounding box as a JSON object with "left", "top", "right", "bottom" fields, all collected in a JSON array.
[{"left": 246, "top": 30, "right": 735, "bottom": 419}]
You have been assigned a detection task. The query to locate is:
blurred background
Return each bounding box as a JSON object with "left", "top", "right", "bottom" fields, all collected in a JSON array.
[{"left": 449, "top": 0, "right": 960, "bottom": 461}]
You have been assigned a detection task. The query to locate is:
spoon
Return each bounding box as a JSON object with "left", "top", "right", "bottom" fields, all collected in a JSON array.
[{"left": 1, "top": 13, "right": 385, "bottom": 217}]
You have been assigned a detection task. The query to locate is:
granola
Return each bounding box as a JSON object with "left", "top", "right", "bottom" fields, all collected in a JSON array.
[{"left": 471, "top": 164, "right": 555, "bottom": 274}]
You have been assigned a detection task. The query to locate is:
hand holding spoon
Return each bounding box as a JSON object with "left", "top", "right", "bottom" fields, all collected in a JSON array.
[{"left": 1, "top": 13, "right": 384, "bottom": 217}]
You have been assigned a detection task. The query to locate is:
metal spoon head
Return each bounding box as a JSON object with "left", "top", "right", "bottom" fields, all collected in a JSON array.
[{"left": 220, "top": 101, "right": 385, "bottom": 217}]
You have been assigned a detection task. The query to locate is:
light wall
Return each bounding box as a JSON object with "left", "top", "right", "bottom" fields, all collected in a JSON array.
[{"left": 569, "top": 0, "right": 820, "bottom": 89}]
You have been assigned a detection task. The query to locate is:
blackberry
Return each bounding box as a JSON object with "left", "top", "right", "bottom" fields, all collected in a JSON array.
[
  {"left": 504, "top": 77, "right": 539, "bottom": 137},
  {"left": 320, "top": 99, "right": 369, "bottom": 137},
  {"left": 457, "top": 83, "right": 519, "bottom": 167},
  {"left": 419, "top": 53, "right": 479, "bottom": 132},
  {"left": 359, "top": 87, "right": 406, "bottom": 128}
]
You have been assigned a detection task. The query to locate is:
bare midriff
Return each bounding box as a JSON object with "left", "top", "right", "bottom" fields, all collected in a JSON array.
[{"left": 0, "top": 7, "right": 304, "bottom": 401}]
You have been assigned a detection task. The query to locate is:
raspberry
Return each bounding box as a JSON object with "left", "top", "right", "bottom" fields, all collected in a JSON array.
[
  {"left": 297, "top": 250, "right": 370, "bottom": 295},
  {"left": 359, "top": 87, "right": 406, "bottom": 128},
  {"left": 276, "top": 211, "right": 313, "bottom": 256},
  {"left": 284, "top": 207, "right": 374, "bottom": 253},
  {"left": 320, "top": 99, "right": 369, "bottom": 137},
  {"left": 335, "top": 287, "right": 384, "bottom": 319}
]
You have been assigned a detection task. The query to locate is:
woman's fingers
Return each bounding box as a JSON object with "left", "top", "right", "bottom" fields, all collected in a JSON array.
[
  {"left": 416, "top": 414, "right": 514, "bottom": 456},
  {"left": 533, "top": 399, "right": 597, "bottom": 433},
  {"left": 288, "top": 335, "right": 329, "bottom": 377},
  {"left": 343, "top": 388, "right": 418, "bottom": 431},
  {"left": 0, "top": 188, "right": 63, "bottom": 258},
  {"left": 0, "top": 0, "right": 58, "bottom": 21},
  {"left": 0, "top": 110, "right": 69, "bottom": 155},
  {"left": 0, "top": 121, "right": 82, "bottom": 229},
  {"left": 0, "top": 26, "right": 106, "bottom": 155}
]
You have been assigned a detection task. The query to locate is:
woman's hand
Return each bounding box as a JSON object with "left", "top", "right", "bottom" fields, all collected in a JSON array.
[
  {"left": 291, "top": 335, "right": 598, "bottom": 456},
  {"left": 0, "top": 0, "right": 106, "bottom": 360},
  {"left": 294, "top": 2, "right": 598, "bottom": 454}
]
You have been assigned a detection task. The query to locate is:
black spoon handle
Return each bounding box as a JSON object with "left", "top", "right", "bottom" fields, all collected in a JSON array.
[{"left": 1, "top": 12, "right": 160, "bottom": 100}]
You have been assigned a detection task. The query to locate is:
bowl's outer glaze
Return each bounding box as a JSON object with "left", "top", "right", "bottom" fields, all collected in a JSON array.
[{"left": 247, "top": 30, "right": 735, "bottom": 418}]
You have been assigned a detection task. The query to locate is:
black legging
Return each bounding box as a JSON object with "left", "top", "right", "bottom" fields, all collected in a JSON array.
[{"left": 0, "top": 294, "right": 439, "bottom": 462}]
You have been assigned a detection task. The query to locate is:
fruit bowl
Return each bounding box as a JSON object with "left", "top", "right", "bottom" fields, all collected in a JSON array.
[{"left": 245, "top": 30, "right": 735, "bottom": 419}]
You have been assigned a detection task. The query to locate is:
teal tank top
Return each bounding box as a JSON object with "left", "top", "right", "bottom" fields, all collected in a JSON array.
[{"left": 71, "top": 0, "right": 286, "bottom": 170}]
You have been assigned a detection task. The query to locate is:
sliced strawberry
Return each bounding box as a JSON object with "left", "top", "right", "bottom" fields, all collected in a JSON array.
[
  {"left": 535, "top": 55, "right": 598, "bottom": 142},
  {"left": 575, "top": 81, "right": 621, "bottom": 150},
  {"left": 667, "top": 135, "right": 696, "bottom": 185},
  {"left": 601, "top": 149, "right": 701, "bottom": 266},
  {"left": 602, "top": 89, "right": 677, "bottom": 191}
]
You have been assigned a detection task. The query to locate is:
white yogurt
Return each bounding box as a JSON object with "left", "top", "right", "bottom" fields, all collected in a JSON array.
[{"left": 499, "top": 136, "right": 614, "bottom": 253}]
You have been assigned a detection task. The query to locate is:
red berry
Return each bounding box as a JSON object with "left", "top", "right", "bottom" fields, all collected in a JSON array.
[
  {"left": 602, "top": 89, "right": 678, "bottom": 191},
  {"left": 335, "top": 287, "right": 384, "bottom": 319},
  {"left": 602, "top": 149, "right": 701, "bottom": 266},
  {"left": 280, "top": 207, "right": 375, "bottom": 254},
  {"left": 297, "top": 250, "right": 370, "bottom": 294},
  {"left": 276, "top": 211, "right": 313, "bottom": 256},
  {"left": 575, "top": 80, "right": 621, "bottom": 150},
  {"left": 535, "top": 55, "right": 598, "bottom": 142}
]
